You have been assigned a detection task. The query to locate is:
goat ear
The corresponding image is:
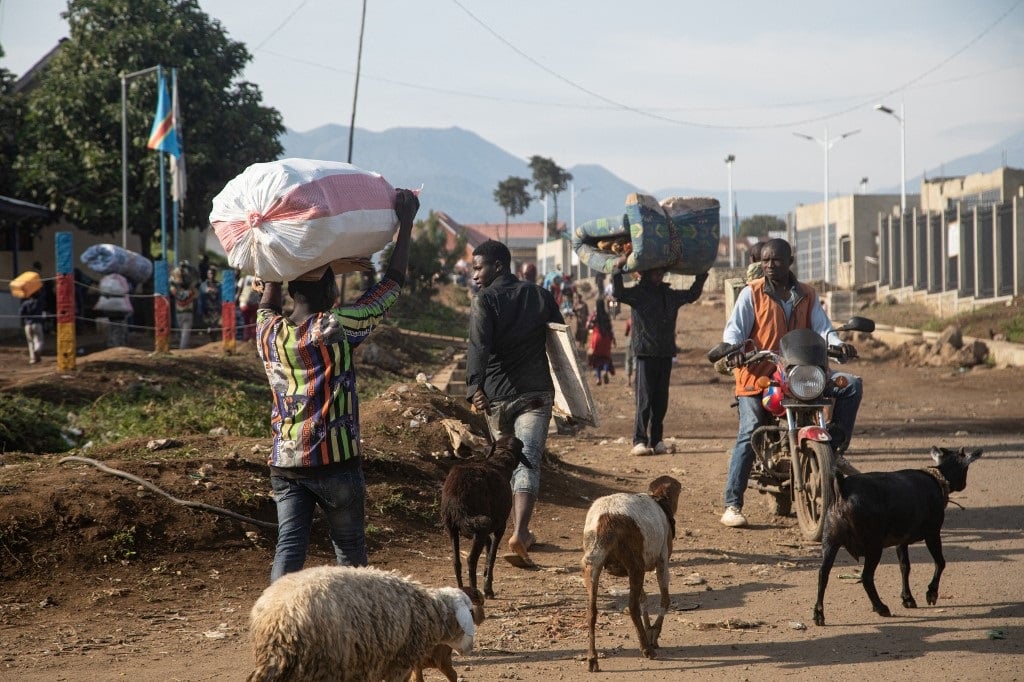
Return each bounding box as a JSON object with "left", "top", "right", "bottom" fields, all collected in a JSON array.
[
  {"left": 930, "top": 446, "right": 945, "bottom": 465},
  {"left": 965, "top": 448, "right": 983, "bottom": 463}
]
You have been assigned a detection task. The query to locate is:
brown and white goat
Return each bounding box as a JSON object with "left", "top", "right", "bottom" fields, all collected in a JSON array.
[
  {"left": 440, "top": 434, "right": 530, "bottom": 598},
  {"left": 581, "top": 475, "right": 682, "bottom": 672}
]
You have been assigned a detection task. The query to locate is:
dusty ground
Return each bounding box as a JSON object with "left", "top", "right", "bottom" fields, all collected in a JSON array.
[{"left": 1, "top": 290, "right": 1022, "bottom": 681}]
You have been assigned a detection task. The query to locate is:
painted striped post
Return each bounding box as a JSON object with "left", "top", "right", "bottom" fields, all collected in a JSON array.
[
  {"left": 154, "top": 260, "right": 170, "bottom": 353},
  {"left": 55, "top": 232, "right": 76, "bottom": 372},
  {"left": 221, "top": 268, "right": 236, "bottom": 353}
]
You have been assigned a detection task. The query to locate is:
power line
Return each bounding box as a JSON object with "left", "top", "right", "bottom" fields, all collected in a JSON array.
[{"left": 249, "top": 0, "right": 1022, "bottom": 130}]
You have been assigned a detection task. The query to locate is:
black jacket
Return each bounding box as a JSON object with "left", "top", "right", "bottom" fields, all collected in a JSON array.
[
  {"left": 613, "top": 272, "right": 707, "bottom": 357},
  {"left": 466, "top": 273, "right": 564, "bottom": 402}
]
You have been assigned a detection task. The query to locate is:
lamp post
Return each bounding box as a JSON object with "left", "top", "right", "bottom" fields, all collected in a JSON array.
[
  {"left": 725, "top": 154, "right": 736, "bottom": 267},
  {"left": 874, "top": 101, "right": 906, "bottom": 215},
  {"left": 569, "top": 181, "right": 590, "bottom": 278},
  {"left": 793, "top": 126, "right": 860, "bottom": 284},
  {"left": 541, "top": 193, "right": 549, "bottom": 277},
  {"left": 121, "top": 65, "right": 161, "bottom": 248}
]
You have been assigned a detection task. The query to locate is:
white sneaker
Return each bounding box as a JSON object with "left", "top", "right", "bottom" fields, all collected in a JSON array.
[
  {"left": 835, "top": 454, "right": 861, "bottom": 476},
  {"left": 630, "top": 443, "right": 654, "bottom": 456},
  {"left": 653, "top": 441, "right": 674, "bottom": 455},
  {"left": 720, "top": 506, "right": 748, "bottom": 528}
]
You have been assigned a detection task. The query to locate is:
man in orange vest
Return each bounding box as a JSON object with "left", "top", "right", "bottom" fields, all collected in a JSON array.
[{"left": 719, "top": 238, "right": 862, "bottom": 528}]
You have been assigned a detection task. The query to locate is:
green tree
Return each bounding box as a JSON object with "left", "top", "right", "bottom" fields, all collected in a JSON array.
[
  {"left": 739, "top": 214, "right": 786, "bottom": 239},
  {"left": 0, "top": 46, "right": 22, "bottom": 198},
  {"left": 493, "top": 176, "right": 532, "bottom": 244},
  {"left": 528, "top": 155, "right": 572, "bottom": 239},
  {"left": 381, "top": 211, "right": 467, "bottom": 293},
  {"left": 15, "top": 0, "right": 283, "bottom": 255}
]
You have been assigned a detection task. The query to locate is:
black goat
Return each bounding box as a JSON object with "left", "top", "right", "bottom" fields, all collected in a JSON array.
[
  {"left": 814, "top": 445, "right": 982, "bottom": 626},
  {"left": 440, "top": 435, "right": 530, "bottom": 598}
]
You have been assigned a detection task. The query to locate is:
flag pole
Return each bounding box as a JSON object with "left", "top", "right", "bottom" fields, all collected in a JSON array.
[
  {"left": 120, "top": 64, "right": 161, "bottom": 249},
  {"left": 171, "top": 67, "right": 180, "bottom": 269}
]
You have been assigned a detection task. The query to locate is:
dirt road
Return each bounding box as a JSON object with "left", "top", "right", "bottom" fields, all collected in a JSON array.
[{"left": 2, "top": 296, "right": 1022, "bottom": 681}]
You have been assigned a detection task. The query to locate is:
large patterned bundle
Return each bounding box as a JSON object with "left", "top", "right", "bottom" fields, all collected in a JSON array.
[
  {"left": 209, "top": 159, "right": 400, "bottom": 281},
  {"left": 80, "top": 244, "right": 153, "bottom": 284},
  {"left": 572, "top": 193, "right": 719, "bottom": 275}
]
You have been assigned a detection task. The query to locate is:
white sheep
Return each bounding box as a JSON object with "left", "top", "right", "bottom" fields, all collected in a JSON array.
[
  {"left": 247, "top": 565, "right": 479, "bottom": 682},
  {"left": 580, "top": 475, "right": 682, "bottom": 672}
]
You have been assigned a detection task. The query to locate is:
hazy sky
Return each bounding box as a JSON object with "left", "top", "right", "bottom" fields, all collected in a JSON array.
[{"left": 2, "top": 0, "right": 1023, "bottom": 197}]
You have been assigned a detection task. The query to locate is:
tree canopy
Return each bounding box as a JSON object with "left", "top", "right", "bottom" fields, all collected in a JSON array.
[
  {"left": 493, "top": 176, "right": 532, "bottom": 244},
  {"left": 11, "top": 0, "right": 284, "bottom": 255},
  {"left": 739, "top": 214, "right": 787, "bottom": 239},
  {"left": 528, "top": 155, "right": 572, "bottom": 238}
]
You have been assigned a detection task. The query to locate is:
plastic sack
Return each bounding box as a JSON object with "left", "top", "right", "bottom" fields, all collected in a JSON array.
[
  {"left": 80, "top": 244, "right": 153, "bottom": 284},
  {"left": 209, "top": 158, "right": 401, "bottom": 281},
  {"left": 97, "top": 273, "right": 131, "bottom": 296},
  {"left": 94, "top": 274, "right": 133, "bottom": 314},
  {"left": 660, "top": 196, "right": 720, "bottom": 275}
]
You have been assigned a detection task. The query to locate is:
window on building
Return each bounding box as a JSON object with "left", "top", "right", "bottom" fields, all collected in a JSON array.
[
  {"left": 0, "top": 224, "right": 35, "bottom": 252},
  {"left": 839, "top": 235, "right": 851, "bottom": 264}
]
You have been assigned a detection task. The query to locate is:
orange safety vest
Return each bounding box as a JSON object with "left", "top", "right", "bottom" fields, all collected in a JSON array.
[{"left": 734, "top": 278, "right": 818, "bottom": 397}]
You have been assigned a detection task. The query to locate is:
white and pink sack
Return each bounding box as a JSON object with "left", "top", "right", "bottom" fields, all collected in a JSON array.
[{"left": 209, "top": 159, "right": 402, "bottom": 281}]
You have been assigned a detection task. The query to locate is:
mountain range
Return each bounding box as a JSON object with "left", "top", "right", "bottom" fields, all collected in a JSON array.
[{"left": 281, "top": 125, "right": 1024, "bottom": 226}]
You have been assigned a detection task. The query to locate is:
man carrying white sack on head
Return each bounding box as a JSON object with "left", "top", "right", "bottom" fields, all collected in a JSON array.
[{"left": 256, "top": 189, "right": 419, "bottom": 582}]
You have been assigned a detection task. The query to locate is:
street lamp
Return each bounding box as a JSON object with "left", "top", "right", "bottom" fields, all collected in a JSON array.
[
  {"left": 121, "top": 65, "right": 161, "bottom": 248},
  {"left": 725, "top": 154, "right": 736, "bottom": 267},
  {"left": 569, "top": 181, "right": 590, "bottom": 279},
  {"left": 540, "top": 192, "right": 549, "bottom": 277},
  {"left": 874, "top": 101, "right": 906, "bottom": 215},
  {"left": 793, "top": 126, "right": 860, "bottom": 284}
]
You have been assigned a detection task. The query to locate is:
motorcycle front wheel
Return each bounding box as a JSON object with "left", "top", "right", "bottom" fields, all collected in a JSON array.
[{"left": 793, "top": 441, "right": 835, "bottom": 541}]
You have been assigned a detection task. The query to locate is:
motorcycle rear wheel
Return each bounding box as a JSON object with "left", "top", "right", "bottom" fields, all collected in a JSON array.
[{"left": 793, "top": 441, "right": 835, "bottom": 541}]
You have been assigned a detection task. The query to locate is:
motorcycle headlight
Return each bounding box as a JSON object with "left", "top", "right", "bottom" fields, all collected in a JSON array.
[{"left": 787, "top": 365, "right": 826, "bottom": 400}]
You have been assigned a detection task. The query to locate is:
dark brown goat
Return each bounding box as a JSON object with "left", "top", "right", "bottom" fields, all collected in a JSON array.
[
  {"left": 440, "top": 435, "right": 530, "bottom": 598},
  {"left": 814, "top": 446, "right": 982, "bottom": 626}
]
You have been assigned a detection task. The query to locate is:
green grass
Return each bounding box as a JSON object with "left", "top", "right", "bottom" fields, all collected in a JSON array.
[
  {"left": 83, "top": 383, "right": 267, "bottom": 443},
  {"left": 0, "top": 393, "right": 70, "bottom": 453},
  {"left": 386, "top": 289, "right": 469, "bottom": 338}
]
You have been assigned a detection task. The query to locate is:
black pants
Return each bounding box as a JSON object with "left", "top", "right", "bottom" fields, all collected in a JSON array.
[{"left": 633, "top": 356, "right": 673, "bottom": 446}]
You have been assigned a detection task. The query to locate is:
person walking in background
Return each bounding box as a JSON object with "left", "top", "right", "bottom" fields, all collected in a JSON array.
[
  {"left": 256, "top": 189, "right": 419, "bottom": 582},
  {"left": 718, "top": 238, "right": 862, "bottom": 529},
  {"left": 624, "top": 317, "right": 635, "bottom": 388},
  {"left": 587, "top": 297, "right": 616, "bottom": 385},
  {"left": 613, "top": 261, "right": 708, "bottom": 456},
  {"left": 169, "top": 261, "right": 198, "bottom": 350},
  {"left": 199, "top": 266, "right": 222, "bottom": 338},
  {"left": 466, "top": 239, "right": 564, "bottom": 570},
  {"left": 572, "top": 292, "right": 590, "bottom": 351},
  {"left": 20, "top": 289, "right": 46, "bottom": 364},
  {"left": 745, "top": 241, "right": 765, "bottom": 283},
  {"left": 236, "top": 272, "right": 262, "bottom": 342}
]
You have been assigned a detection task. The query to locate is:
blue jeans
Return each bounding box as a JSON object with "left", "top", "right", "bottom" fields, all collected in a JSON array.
[
  {"left": 485, "top": 391, "right": 553, "bottom": 496},
  {"left": 270, "top": 468, "right": 367, "bottom": 582},
  {"left": 723, "top": 372, "right": 862, "bottom": 510}
]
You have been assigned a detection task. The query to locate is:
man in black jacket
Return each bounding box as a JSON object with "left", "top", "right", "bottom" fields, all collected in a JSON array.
[
  {"left": 466, "top": 240, "right": 564, "bottom": 568},
  {"left": 613, "top": 263, "right": 708, "bottom": 455}
]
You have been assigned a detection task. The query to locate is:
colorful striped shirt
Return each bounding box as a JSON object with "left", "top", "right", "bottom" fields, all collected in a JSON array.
[{"left": 256, "top": 275, "right": 402, "bottom": 469}]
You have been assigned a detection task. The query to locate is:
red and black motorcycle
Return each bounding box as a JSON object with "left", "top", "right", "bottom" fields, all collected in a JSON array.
[{"left": 708, "top": 316, "right": 875, "bottom": 541}]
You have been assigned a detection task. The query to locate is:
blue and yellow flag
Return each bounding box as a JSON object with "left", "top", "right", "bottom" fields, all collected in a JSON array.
[{"left": 147, "top": 75, "right": 180, "bottom": 157}]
